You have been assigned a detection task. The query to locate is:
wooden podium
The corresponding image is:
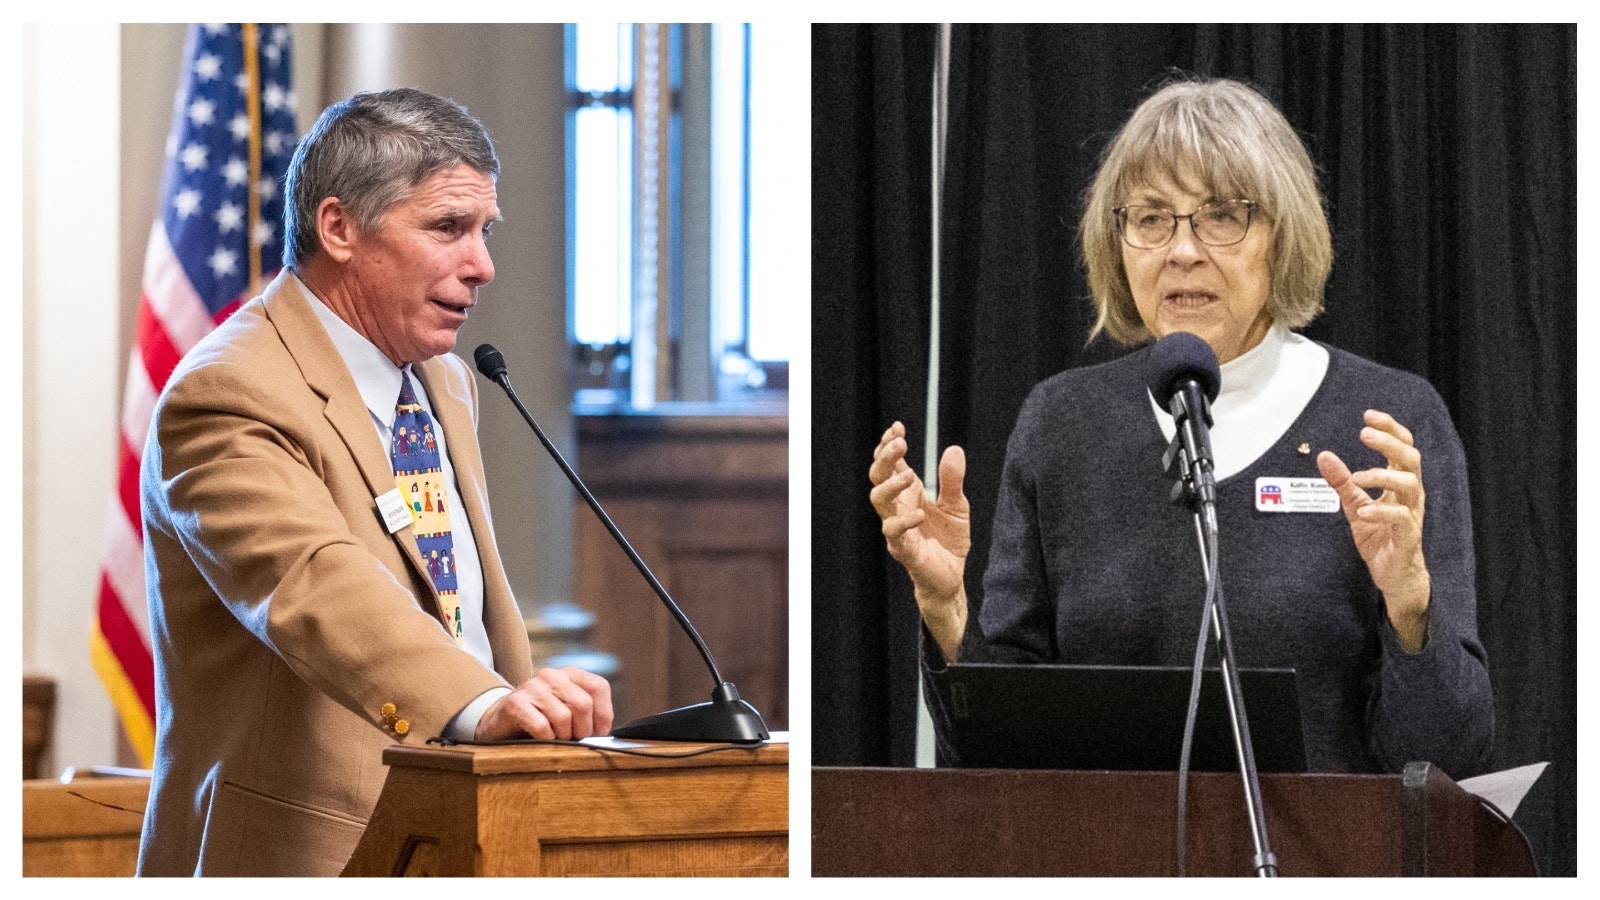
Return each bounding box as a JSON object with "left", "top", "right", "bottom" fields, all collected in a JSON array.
[
  {"left": 343, "top": 735, "right": 788, "bottom": 876},
  {"left": 22, "top": 775, "right": 150, "bottom": 877},
  {"left": 812, "top": 762, "right": 1536, "bottom": 876}
]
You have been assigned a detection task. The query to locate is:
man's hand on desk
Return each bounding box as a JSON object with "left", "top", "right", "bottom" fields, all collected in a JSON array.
[{"left": 475, "top": 666, "right": 615, "bottom": 741}]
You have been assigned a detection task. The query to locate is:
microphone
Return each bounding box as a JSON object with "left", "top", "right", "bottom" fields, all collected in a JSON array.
[
  {"left": 1146, "top": 333, "right": 1277, "bottom": 877},
  {"left": 472, "top": 343, "right": 770, "bottom": 744},
  {"left": 1145, "top": 330, "right": 1220, "bottom": 420},
  {"left": 1145, "top": 332, "right": 1220, "bottom": 509}
]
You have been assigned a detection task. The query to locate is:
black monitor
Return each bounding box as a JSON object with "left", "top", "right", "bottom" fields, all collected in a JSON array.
[{"left": 928, "top": 663, "right": 1306, "bottom": 773}]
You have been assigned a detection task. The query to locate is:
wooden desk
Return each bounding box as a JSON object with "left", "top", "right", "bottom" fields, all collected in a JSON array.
[
  {"left": 344, "top": 734, "right": 789, "bottom": 876},
  {"left": 812, "top": 763, "right": 1537, "bottom": 877},
  {"left": 22, "top": 776, "right": 150, "bottom": 877}
]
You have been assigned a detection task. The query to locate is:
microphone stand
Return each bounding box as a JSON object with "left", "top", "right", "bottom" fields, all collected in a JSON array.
[
  {"left": 474, "top": 345, "right": 770, "bottom": 744},
  {"left": 1164, "top": 387, "right": 1277, "bottom": 877}
]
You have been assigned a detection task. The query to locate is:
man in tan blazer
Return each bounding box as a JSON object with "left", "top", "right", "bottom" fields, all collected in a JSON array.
[{"left": 137, "top": 88, "right": 612, "bottom": 877}]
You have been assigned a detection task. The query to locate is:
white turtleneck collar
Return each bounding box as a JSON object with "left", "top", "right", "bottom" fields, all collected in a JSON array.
[{"left": 1150, "top": 323, "right": 1330, "bottom": 480}]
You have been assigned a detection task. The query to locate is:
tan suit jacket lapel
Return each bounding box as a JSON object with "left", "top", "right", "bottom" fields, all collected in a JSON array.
[{"left": 259, "top": 274, "right": 442, "bottom": 617}]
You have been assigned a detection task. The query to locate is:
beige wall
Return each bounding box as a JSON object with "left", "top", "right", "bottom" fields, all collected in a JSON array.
[{"left": 22, "top": 23, "right": 126, "bottom": 774}]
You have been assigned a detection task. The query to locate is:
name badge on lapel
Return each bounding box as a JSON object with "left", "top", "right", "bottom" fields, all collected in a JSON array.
[
  {"left": 376, "top": 488, "right": 414, "bottom": 533},
  {"left": 1254, "top": 477, "right": 1340, "bottom": 513}
]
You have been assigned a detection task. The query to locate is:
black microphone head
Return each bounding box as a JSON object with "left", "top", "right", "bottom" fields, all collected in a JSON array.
[
  {"left": 1145, "top": 331, "right": 1221, "bottom": 406},
  {"left": 474, "top": 343, "right": 508, "bottom": 381}
]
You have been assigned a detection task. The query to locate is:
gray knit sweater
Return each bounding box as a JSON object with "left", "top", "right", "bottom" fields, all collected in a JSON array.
[{"left": 929, "top": 343, "right": 1494, "bottom": 778}]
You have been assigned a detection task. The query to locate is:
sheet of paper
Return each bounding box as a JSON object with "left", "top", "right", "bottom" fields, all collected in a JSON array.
[{"left": 1457, "top": 761, "right": 1548, "bottom": 817}]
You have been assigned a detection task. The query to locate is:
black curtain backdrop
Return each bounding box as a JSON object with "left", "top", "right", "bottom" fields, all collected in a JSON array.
[{"left": 811, "top": 24, "right": 1576, "bottom": 877}]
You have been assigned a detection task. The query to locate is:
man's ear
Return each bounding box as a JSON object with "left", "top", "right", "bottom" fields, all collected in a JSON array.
[{"left": 315, "top": 197, "right": 357, "bottom": 264}]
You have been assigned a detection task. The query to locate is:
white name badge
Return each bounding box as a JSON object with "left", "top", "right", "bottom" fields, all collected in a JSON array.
[
  {"left": 1254, "top": 477, "right": 1341, "bottom": 513},
  {"left": 376, "top": 488, "right": 415, "bottom": 534}
]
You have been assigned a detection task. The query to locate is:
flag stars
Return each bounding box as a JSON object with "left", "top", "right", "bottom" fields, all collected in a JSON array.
[
  {"left": 214, "top": 201, "right": 245, "bottom": 234},
  {"left": 262, "top": 81, "right": 298, "bottom": 116},
  {"left": 158, "top": 24, "right": 298, "bottom": 295},
  {"left": 223, "top": 156, "right": 249, "bottom": 188},
  {"left": 172, "top": 188, "right": 203, "bottom": 219},
  {"left": 208, "top": 246, "right": 240, "bottom": 278},
  {"left": 263, "top": 83, "right": 288, "bottom": 113},
  {"left": 193, "top": 52, "right": 223, "bottom": 82},
  {"left": 269, "top": 84, "right": 299, "bottom": 116},
  {"left": 179, "top": 141, "right": 210, "bottom": 172},
  {"left": 187, "top": 97, "right": 218, "bottom": 127},
  {"left": 265, "top": 129, "right": 292, "bottom": 156}
]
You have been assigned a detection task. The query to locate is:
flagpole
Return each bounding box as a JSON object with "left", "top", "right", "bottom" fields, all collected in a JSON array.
[
  {"left": 243, "top": 23, "right": 263, "bottom": 296},
  {"left": 916, "top": 22, "right": 953, "bottom": 770},
  {"left": 922, "top": 23, "right": 950, "bottom": 497}
]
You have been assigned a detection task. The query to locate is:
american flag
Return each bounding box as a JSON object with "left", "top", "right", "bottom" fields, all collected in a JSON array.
[{"left": 91, "top": 24, "right": 297, "bottom": 766}]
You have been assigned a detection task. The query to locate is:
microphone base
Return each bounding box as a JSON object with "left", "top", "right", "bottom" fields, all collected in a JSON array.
[{"left": 610, "top": 682, "right": 771, "bottom": 744}]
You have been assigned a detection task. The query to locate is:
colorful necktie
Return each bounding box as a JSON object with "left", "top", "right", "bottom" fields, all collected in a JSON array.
[{"left": 392, "top": 371, "right": 461, "bottom": 643}]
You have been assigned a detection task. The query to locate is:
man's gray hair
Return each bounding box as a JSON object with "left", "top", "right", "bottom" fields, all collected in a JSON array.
[{"left": 282, "top": 87, "right": 500, "bottom": 268}]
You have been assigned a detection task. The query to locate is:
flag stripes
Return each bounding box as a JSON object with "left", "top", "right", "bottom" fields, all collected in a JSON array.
[{"left": 92, "top": 24, "right": 296, "bottom": 766}]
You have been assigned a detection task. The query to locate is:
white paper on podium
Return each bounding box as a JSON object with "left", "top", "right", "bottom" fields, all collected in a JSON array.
[{"left": 1457, "top": 761, "right": 1548, "bottom": 817}]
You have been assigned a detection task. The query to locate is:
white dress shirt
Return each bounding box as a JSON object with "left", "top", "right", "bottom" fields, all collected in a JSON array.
[{"left": 298, "top": 273, "right": 509, "bottom": 737}]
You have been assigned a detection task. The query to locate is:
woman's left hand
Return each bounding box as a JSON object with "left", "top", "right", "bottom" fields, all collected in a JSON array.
[{"left": 1316, "top": 409, "right": 1431, "bottom": 652}]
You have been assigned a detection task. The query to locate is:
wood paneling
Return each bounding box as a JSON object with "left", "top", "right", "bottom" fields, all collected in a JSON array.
[
  {"left": 812, "top": 765, "right": 1538, "bottom": 876},
  {"left": 573, "top": 413, "right": 787, "bottom": 731}
]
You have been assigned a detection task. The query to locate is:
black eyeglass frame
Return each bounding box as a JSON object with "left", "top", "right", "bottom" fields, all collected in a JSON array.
[{"left": 1112, "top": 199, "right": 1259, "bottom": 249}]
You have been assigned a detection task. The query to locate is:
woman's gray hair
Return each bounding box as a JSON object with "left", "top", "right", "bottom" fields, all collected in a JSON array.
[
  {"left": 282, "top": 87, "right": 500, "bottom": 268},
  {"left": 1080, "top": 77, "right": 1333, "bottom": 345}
]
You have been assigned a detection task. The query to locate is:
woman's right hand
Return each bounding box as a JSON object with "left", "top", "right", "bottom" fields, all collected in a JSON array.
[{"left": 868, "top": 421, "right": 971, "bottom": 662}]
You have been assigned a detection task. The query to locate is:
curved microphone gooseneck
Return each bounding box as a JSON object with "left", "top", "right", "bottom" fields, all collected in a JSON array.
[
  {"left": 473, "top": 343, "right": 769, "bottom": 744},
  {"left": 1146, "top": 332, "right": 1277, "bottom": 877}
]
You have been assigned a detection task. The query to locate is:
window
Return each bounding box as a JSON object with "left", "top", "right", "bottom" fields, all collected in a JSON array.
[{"left": 565, "top": 23, "right": 785, "bottom": 411}]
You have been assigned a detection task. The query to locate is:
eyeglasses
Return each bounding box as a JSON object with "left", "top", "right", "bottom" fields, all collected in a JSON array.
[{"left": 1113, "top": 199, "right": 1258, "bottom": 249}]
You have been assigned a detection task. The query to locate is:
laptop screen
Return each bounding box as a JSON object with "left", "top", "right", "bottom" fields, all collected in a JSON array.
[{"left": 929, "top": 663, "right": 1306, "bottom": 773}]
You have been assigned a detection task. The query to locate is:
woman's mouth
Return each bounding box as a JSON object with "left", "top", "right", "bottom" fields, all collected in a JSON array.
[{"left": 1164, "top": 290, "right": 1218, "bottom": 307}]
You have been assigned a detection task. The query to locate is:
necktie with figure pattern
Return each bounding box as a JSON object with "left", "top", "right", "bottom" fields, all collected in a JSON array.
[{"left": 392, "top": 371, "right": 461, "bottom": 643}]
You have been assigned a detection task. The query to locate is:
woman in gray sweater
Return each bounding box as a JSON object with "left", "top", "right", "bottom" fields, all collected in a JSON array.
[{"left": 868, "top": 77, "right": 1493, "bottom": 777}]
